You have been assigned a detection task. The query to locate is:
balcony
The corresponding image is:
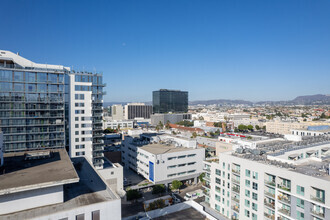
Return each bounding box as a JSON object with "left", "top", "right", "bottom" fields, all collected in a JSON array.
[
  {"left": 311, "top": 195, "right": 325, "bottom": 204},
  {"left": 278, "top": 208, "right": 290, "bottom": 216},
  {"left": 203, "top": 167, "right": 211, "bottom": 172},
  {"left": 264, "top": 212, "right": 275, "bottom": 220},
  {"left": 203, "top": 190, "right": 210, "bottom": 197},
  {"left": 278, "top": 194, "right": 291, "bottom": 205},
  {"left": 232, "top": 205, "right": 240, "bottom": 213},
  {"left": 232, "top": 196, "right": 240, "bottom": 203},
  {"left": 202, "top": 182, "right": 210, "bottom": 189},
  {"left": 264, "top": 201, "right": 275, "bottom": 210},
  {"left": 264, "top": 180, "right": 276, "bottom": 187},
  {"left": 232, "top": 178, "right": 240, "bottom": 185},
  {"left": 232, "top": 169, "right": 240, "bottom": 175},
  {"left": 310, "top": 208, "right": 325, "bottom": 218},
  {"left": 232, "top": 186, "right": 240, "bottom": 194},
  {"left": 264, "top": 191, "right": 275, "bottom": 198},
  {"left": 278, "top": 184, "right": 291, "bottom": 192}
]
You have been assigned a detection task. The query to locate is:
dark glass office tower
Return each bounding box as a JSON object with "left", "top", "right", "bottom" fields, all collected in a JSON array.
[
  {"left": 153, "top": 89, "right": 188, "bottom": 113},
  {"left": 0, "top": 51, "right": 67, "bottom": 152}
]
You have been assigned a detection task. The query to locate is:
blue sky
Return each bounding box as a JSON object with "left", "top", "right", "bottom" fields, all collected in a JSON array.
[{"left": 1, "top": 0, "right": 330, "bottom": 102}]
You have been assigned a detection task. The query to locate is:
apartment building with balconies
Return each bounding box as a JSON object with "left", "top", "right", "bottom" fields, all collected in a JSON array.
[{"left": 202, "top": 135, "right": 330, "bottom": 220}]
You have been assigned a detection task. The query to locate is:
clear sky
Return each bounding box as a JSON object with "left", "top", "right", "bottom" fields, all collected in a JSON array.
[{"left": 1, "top": 0, "right": 330, "bottom": 102}]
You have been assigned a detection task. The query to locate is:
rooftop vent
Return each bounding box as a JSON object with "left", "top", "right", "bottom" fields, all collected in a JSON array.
[{"left": 25, "top": 151, "right": 51, "bottom": 160}]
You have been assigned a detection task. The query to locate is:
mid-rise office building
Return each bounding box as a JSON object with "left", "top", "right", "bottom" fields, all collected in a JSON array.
[
  {"left": 0, "top": 50, "right": 67, "bottom": 152},
  {"left": 124, "top": 103, "right": 152, "bottom": 119},
  {"left": 153, "top": 89, "right": 188, "bottom": 113},
  {"left": 151, "top": 113, "right": 191, "bottom": 126},
  {"left": 202, "top": 135, "right": 330, "bottom": 220}
]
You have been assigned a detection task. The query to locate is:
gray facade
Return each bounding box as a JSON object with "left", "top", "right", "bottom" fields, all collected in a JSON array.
[{"left": 151, "top": 113, "right": 192, "bottom": 126}]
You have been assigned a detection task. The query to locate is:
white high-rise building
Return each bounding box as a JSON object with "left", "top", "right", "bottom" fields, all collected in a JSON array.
[
  {"left": 111, "top": 105, "right": 124, "bottom": 120},
  {"left": 68, "top": 74, "right": 93, "bottom": 162},
  {"left": 202, "top": 135, "right": 330, "bottom": 220}
]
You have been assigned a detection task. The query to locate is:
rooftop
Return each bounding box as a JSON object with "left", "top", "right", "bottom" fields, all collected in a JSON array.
[
  {"left": 0, "top": 156, "right": 119, "bottom": 219},
  {"left": 0, "top": 50, "right": 70, "bottom": 71},
  {"left": 139, "top": 143, "right": 198, "bottom": 155},
  {"left": 0, "top": 149, "right": 79, "bottom": 195},
  {"left": 232, "top": 135, "right": 330, "bottom": 180}
]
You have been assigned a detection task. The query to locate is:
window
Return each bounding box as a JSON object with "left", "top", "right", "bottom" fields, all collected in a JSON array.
[
  {"left": 223, "top": 162, "right": 225, "bottom": 169},
  {"left": 245, "top": 189, "right": 250, "bottom": 197},
  {"left": 178, "top": 155, "right": 186, "bottom": 159},
  {"left": 75, "top": 145, "right": 85, "bottom": 149},
  {"left": 297, "top": 185, "right": 305, "bottom": 196},
  {"left": 76, "top": 214, "right": 85, "bottom": 220},
  {"left": 216, "top": 177, "right": 221, "bottom": 184},
  {"left": 252, "top": 182, "right": 258, "bottom": 190},
  {"left": 75, "top": 151, "right": 85, "bottom": 156},
  {"left": 252, "top": 203, "right": 258, "bottom": 211},
  {"left": 92, "top": 210, "right": 100, "bottom": 220},
  {"left": 167, "top": 165, "right": 176, "bottom": 169},
  {"left": 296, "top": 211, "right": 304, "bottom": 220},
  {"left": 75, "top": 131, "right": 79, "bottom": 135},
  {"left": 245, "top": 180, "right": 250, "bottom": 187},
  {"left": 252, "top": 192, "right": 258, "bottom": 201},
  {"left": 75, "top": 124, "right": 79, "bottom": 128},
  {"left": 215, "top": 194, "right": 221, "bottom": 202},
  {"left": 178, "top": 163, "right": 186, "bottom": 167},
  {"left": 216, "top": 169, "right": 221, "bottom": 176},
  {"left": 75, "top": 138, "right": 79, "bottom": 142},
  {"left": 75, "top": 117, "right": 79, "bottom": 121},
  {"left": 187, "top": 154, "right": 196, "bottom": 157},
  {"left": 297, "top": 198, "right": 304, "bottom": 209},
  {"left": 168, "top": 156, "right": 176, "bottom": 160},
  {"left": 245, "top": 169, "right": 251, "bottom": 177},
  {"left": 252, "top": 171, "right": 258, "bottom": 180},
  {"left": 245, "top": 209, "right": 250, "bottom": 217},
  {"left": 252, "top": 213, "right": 257, "bottom": 220},
  {"left": 75, "top": 94, "right": 84, "bottom": 100}
]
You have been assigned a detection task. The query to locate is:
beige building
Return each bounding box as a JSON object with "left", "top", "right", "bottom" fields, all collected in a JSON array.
[{"left": 266, "top": 121, "right": 330, "bottom": 135}]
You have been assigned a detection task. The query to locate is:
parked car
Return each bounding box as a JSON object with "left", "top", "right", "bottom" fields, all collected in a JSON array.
[{"left": 184, "top": 189, "right": 203, "bottom": 200}]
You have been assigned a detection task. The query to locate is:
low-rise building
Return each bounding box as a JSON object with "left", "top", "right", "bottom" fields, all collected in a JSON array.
[
  {"left": 0, "top": 149, "right": 121, "bottom": 219},
  {"left": 103, "top": 120, "right": 134, "bottom": 130},
  {"left": 151, "top": 113, "right": 191, "bottom": 126},
  {"left": 122, "top": 134, "right": 205, "bottom": 185}
]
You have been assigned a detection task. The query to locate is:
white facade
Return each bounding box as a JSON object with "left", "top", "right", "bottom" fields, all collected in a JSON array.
[
  {"left": 112, "top": 105, "right": 124, "bottom": 120},
  {"left": 203, "top": 142, "right": 330, "bottom": 220},
  {"left": 103, "top": 120, "right": 134, "bottom": 130},
  {"left": 122, "top": 135, "right": 205, "bottom": 185},
  {"left": 68, "top": 74, "right": 93, "bottom": 162}
]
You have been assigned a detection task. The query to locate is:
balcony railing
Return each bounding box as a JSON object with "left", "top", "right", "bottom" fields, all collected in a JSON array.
[
  {"left": 311, "top": 196, "right": 325, "bottom": 204},
  {"left": 232, "top": 169, "right": 240, "bottom": 175},
  {"left": 278, "top": 195, "right": 291, "bottom": 205},
  {"left": 310, "top": 208, "right": 325, "bottom": 218},
  {"left": 232, "top": 205, "right": 240, "bottom": 213},
  {"left": 232, "top": 196, "right": 240, "bottom": 203},
  {"left": 264, "top": 201, "right": 275, "bottom": 210},
  {"left": 264, "top": 180, "right": 276, "bottom": 187},
  {"left": 232, "top": 178, "right": 240, "bottom": 185},
  {"left": 264, "top": 212, "right": 275, "bottom": 220},
  {"left": 232, "top": 187, "right": 240, "bottom": 194},
  {"left": 278, "top": 184, "right": 291, "bottom": 192},
  {"left": 264, "top": 191, "right": 275, "bottom": 198},
  {"left": 278, "top": 208, "right": 290, "bottom": 216}
]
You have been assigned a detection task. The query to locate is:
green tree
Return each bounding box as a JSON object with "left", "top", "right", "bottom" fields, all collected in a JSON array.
[
  {"left": 191, "top": 132, "right": 197, "bottom": 138},
  {"left": 214, "top": 122, "right": 222, "bottom": 128},
  {"left": 152, "top": 184, "right": 165, "bottom": 195},
  {"left": 255, "top": 125, "right": 260, "bottom": 130},
  {"left": 262, "top": 125, "right": 266, "bottom": 130},
  {"left": 238, "top": 124, "right": 247, "bottom": 131},
  {"left": 126, "top": 189, "right": 142, "bottom": 201},
  {"left": 171, "top": 180, "right": 183, "bottom": 191},
  {"left": 165, "top": 120, "right": 171, "bottom": 129},
  {"left": 176, "top": 120, "right": 194, "bottom": 127},
  {"left": 247, "top": 125, "right": 254, "bottom": 131},
  {"left": 199, "top": 173, "right": 205, "bottom": 183}
]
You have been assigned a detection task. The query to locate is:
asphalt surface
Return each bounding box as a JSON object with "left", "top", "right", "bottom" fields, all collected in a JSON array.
[{"left": 153, "top": 207, "right": 207, "bottom": 220}]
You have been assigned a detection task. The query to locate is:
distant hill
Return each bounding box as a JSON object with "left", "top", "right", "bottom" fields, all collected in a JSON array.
[
  {"left": 104, "top": 94, "right": 330, "bottom": 107},
  {"left": 189, "top": 99, "right": 253, "bottom": 106},
  {"left": 189, "top": 94, "right": 330, "bottom": 106}
]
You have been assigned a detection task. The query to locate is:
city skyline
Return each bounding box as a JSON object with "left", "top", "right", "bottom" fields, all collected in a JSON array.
[{"left": 2, "top": 0, "right": 330, "bottom": 102}]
